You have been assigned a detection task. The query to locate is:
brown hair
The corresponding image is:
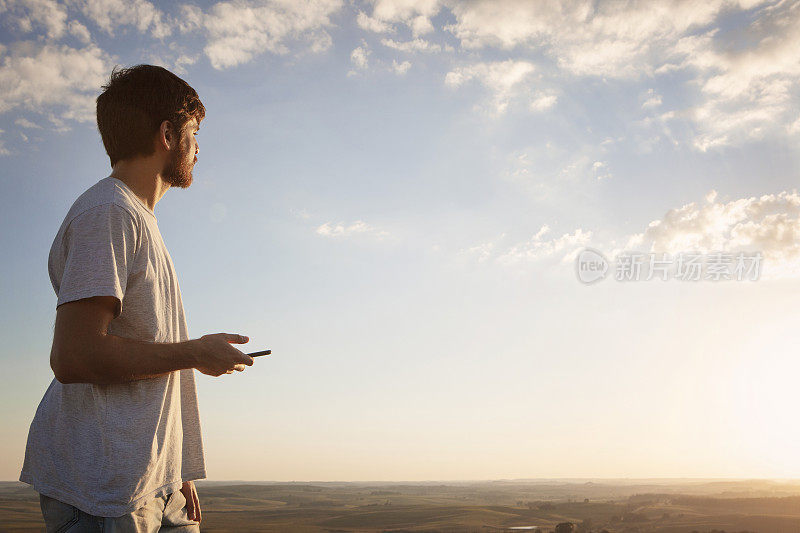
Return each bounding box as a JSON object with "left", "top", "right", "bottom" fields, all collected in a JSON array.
[{"left": 96, "top": 65, "right": 205, "bottom": 166}]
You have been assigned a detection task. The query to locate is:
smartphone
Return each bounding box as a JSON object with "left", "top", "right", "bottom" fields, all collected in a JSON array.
[{"left": 246, "top": 349, "right": 271, "bottom": 357}]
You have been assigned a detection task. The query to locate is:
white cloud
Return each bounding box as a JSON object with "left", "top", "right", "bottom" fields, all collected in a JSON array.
[
  {"left": 622, "top": 190, "right": 800, "bottom": 278},
  {"left": 381, "top": 37, "right": 443, "bottom": 53},
  {"left": 641, "top": 88, "right": 662, "bottom": 109},
  {"left": 460, "top": 225, "right": 591, "bottom": 265},
  {"left": 0, "top": 43, "right": 111, "bottom": 123},
  {"left": 289, "top": 207, "right": 312, "bottom": 219},
  {"left": 77, "top": 0, "right": 171, "bottom": 39},
  {"left": 789, "top": 115, "right": 800, "bottom": 135},
  {"left": 441, "top": 0, "right": 798, "bottom": 148},
  {"left": 1, "top": 0, "right": 69, "bottom": 40},
  {"left": 496, "top": 225, "right": 592, "bottom": 264},
  {"left": 173, "top": 54, "right": 198, "bottom": 74},
  {"left": 504, "top": 141, "right": 614, "bottom": 201},
  {"left": 14, "top": 117, "right": 42, "bottom": 128},
  {"left": 529, "top": 92, "right": 557, "bottom": 112},
  {"left": 194, "top": 0, "right": 343, "bottom": 69},
  {"left": 592, "top": 160, "right": 611, "bottom": 180},
  {"left": 349, "top": 41, "right": 370, "bottom": 71},
  {"left": 316, "top": 220, "right": 389, "bottom": 238},
  {"left": 67, "top": 20, "right": 91, "bottom": 43},
  {"left": 409, "top": 13, "right": 433, "bottom": 35},
  {"left": 176, "top": 4, "right": 204, "bottom": 33},
  {"left": 356, "top": 10, "right": 394, "bottom": 33},
  {"left": 0, "top": 129, "right": 10, "bottom": 156},
  {"left": 445, "top": 59, "right": 536, "bottom": 114},
  {"left": 675, "top": 4, "right": 800, "bottom": 150},
  {"left": 463, "top": 242, "right": 494, "bottom": 262},
  {"left": 359, "top": 0, "right": 441, "bottom": 36},
  {"left": 444, "top": 0, "right": 753, "bottom": 77},
  {"left": 391, "top": 59, "right": 411, "bottom": 75}
]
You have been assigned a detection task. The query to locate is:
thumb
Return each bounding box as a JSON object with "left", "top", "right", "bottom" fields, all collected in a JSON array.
[{"left": 224, "top": 333, "right": 249, "bottom": 344}]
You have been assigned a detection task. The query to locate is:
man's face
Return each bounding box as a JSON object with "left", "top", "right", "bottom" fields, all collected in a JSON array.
[{"left": 162, "top": 117, "right": 199, "bottom": 189}]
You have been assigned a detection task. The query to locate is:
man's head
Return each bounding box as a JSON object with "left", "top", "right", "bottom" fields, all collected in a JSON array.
[{"left": 96, "top": 65, "right": 205, "bottom": 188}]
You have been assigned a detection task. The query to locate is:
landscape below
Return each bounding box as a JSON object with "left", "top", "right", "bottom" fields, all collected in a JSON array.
[{"left": 2, "top": 479, "right": 800, "bottom": 532}]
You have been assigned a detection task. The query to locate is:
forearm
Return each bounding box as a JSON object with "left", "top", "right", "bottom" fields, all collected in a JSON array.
[{"left": 54, "top": 334, "right": 199, "bottom": 385}]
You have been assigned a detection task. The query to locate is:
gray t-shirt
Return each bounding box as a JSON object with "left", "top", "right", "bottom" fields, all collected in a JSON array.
[{"left": 20, "top": 176, "right": 206, "bottom": 517}]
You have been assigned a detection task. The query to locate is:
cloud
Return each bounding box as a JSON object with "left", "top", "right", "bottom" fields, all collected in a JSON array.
[
  {"left": 289, "top": 207, "right": 312, "bottom": 219},
  {"left": 445, "top": 59, "right": 536, "bottom": 114},
  {"left": 529, "top": 92, "right": 557, "bottom": 111},
  {"left": 67, "top": 20, "right": 91, "bottom": 43},
  {"left": 0, "top": 0, "right": 69, "bottom": 40},
  {"left": 591, "top": 161, "right": 611, "bottom": 180},
  {"left": 358, "top": 0, "right": 441, "bottom": 36},
  {"left": 504, "top": 141, "right": 612, "bottom": 201},
  {"left": 443, "top": 0, "right": 798, "bottom": 148},
  {"left": 349, "top": 40, "right": 370, "bottom": 72},
  {"left": 380, "top": 37, "right": 445, "bottom": 53},
  {"left": 444, "top": 0, "right": 751, "bottom": 76},
  {"left": 460, "top": 225, "right": 591, "bottom": 265},
  {"left": 496, "top": 225, "right": 592, "bottom": 264},
  {"left": 356, "top": 10, "right": 393, "bottom": 33},
  {"left": 459, "top": 188, "right": 800, "bottom": 275},
  {"left": 461, "top": 241, "right": 495, "bottom": 262},
  {"left": 14, "top": 117, "right": 42, "bottom": 128},
  {"left": 176, "top": 4, "right": 204, "bottom": 33},
  {"left": 669, "top": 3, "right": 800, "bottom": 150},
  {"left": 0, "top": 42, "right": 111, "bottom": 123},
  {"left": 641, "top": 88, "right": 662, "bottom": 109},
  {"left": 789, "top": 115, "right": 800, "bottom": 135},
  {"left": 0, "top": 129, "right": 11, "bottom": 156},
  {"left": 392, "top": 59, "right": 411, "bottom": 75},
  {"left": 315, "top": 220, "right": 389, "bottom": 238},
  {"left": 191, "top": 0, "right": 343, "bottom": 69},
  {"left": 622, "top": 189, "right": 800, "bottom": 278},
  {"left": 77, "top": 0, "right": 171, "bottom": 39}
]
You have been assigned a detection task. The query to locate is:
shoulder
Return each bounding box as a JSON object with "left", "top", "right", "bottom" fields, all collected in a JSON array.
[{"left": 62, "top": 178, "right": 143, "bottom": 231}]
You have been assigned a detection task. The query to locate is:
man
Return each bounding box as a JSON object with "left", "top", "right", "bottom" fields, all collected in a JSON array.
[{"left": 19, "top": 64, "right": 255, "bottom": 532}]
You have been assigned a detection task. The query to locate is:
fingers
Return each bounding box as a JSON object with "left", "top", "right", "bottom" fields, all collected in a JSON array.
[
  {"left": 236, "top": 353, "right": 255, "bottom": 366},
  {"left": 186, "top": 493, "right": 196, "bottom": 521},
  {"left": 181, "top": 483, "right": 196, "bottom": 521},
  {"left": 192, "top": 486, "right": 202, "bottom": 523},
  {"left": 224, "top": 333, "right": 249, "bottom": 344},
  {"left": 225, "top": 363, "right": 247, "bottom": 374}
]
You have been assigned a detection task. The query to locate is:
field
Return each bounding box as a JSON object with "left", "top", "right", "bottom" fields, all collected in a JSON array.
[{"left": 2, "top": 479, "right": 800, "bottom": 532}]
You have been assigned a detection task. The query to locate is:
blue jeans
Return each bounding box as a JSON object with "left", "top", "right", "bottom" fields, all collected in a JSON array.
[{"left": 39, "top": 489, "right": 200, "bottom": 532}]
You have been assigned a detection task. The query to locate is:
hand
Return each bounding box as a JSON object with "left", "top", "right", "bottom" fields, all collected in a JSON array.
[
  {"left": 180, "top": 480, "right": 201, "bottom": 523},
  {"left": 193, "top": 333, "right": 254, "bottom": 377}
]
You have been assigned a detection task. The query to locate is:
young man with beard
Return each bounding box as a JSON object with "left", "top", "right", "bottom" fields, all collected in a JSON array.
[{"left": 20, "top": 65, "right": 255, "bottom": 532}]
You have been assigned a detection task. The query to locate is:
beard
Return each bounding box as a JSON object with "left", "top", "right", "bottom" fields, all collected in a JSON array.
[{"left": 162, "top": 144, "right": 193, "bottom": 189}]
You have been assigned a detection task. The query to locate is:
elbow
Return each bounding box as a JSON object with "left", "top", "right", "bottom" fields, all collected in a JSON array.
[
  {"left": 50, "top": 344, "right": 112, "bottom": 385},
  {"left": 50, "top": 349, "right": 79, "bottom": 384},
  {"left": 50, "top": 350, "right": 75, "bottom": 385}
]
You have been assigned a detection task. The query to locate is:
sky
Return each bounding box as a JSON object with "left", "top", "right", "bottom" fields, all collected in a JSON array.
[{"left": 1, "top": 0, "right": 800, "bottom": 482}]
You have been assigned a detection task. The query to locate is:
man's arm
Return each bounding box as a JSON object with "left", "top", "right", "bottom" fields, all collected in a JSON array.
[{"left": 50, "top": 295, "right": 254, "bottom": 385}]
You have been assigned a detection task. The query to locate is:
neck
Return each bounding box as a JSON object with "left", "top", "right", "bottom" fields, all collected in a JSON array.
[{"left": 109, "top": 158, "right": 170, "bottom": 212}]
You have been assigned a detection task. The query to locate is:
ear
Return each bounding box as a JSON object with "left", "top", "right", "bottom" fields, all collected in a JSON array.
[{"left": 157, "top": 120, "right": 175, "bottom": 151}]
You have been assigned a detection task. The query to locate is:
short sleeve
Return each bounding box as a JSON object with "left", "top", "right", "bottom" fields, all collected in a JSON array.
[{"left": 56, "top": 203, "right": 139, "bottom": 318}]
